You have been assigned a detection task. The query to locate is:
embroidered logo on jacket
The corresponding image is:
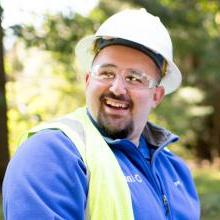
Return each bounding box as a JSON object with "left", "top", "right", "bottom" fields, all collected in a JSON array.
[
  {"left": 174, "top": 180, "right": 181, "bottom": 187},
  {"left": 126, "top": 174, "right": 143, "bottom": 183}
]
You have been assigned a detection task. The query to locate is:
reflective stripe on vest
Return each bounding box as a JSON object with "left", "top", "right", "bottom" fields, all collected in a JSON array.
[{"left": 20, "top": 107, "right": 134, "bottom": 220}]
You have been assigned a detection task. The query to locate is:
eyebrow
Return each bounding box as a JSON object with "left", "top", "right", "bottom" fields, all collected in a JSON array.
[
  {"left": 98, "top": 63, "right": 118, "bottom": 68},
  {"left": 98, "top": 63, "right": 142, "bottom": 72}
]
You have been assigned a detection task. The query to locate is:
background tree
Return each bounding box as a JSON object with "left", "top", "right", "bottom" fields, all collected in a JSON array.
[{"left": 0, "top": 5, "right": 10, "bottom": 188}]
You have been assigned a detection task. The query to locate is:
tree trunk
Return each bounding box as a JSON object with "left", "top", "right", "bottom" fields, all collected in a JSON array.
[{"left": 0, "top": 6, "right": 10, "bottom": 189}]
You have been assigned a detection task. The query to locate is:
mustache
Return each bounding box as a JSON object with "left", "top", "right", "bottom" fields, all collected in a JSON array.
[{"left": 100, "top": 92, "right": 133, "bottom": 106}]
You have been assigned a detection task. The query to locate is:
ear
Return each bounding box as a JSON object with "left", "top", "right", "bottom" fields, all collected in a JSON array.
[
  {"left": 85, "top": 72, "right": 91, "bottom": 87},
  {"left": 152, "top": 86, "right": 165, "bottom": 108}
]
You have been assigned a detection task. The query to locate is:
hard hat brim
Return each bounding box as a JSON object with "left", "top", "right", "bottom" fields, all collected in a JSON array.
[{"left": 75, "top": 35, "right": 182, "bottom": 95}]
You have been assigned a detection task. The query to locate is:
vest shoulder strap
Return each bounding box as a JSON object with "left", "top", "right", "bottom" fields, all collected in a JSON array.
[{"left": 21, "top": 107, "right": 134, "bottom": 220}]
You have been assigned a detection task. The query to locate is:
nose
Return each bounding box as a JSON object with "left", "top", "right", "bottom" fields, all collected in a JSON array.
[{"left": 109, "top": 75, "right": 127, "bottom": 96}]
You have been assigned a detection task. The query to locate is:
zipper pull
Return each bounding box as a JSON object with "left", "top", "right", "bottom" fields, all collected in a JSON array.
[{"left": 162, "top": 194, "right": 170, "bottom": 216}]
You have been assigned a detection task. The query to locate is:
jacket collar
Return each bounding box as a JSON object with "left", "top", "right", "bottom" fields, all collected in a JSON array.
[{"left": 143, "top": 121, "right": 179, "bottom": 148}]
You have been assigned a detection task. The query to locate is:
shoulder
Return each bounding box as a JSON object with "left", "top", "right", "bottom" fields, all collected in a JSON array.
[
  {"left": 19, "top": 129, "right": 84, "bottom": 163},
  {"left": 3, "top": 130, "right": 88, "bottom": 219},
  {"left": 5, "top": 129, "right": 87, "bottom": 183}
]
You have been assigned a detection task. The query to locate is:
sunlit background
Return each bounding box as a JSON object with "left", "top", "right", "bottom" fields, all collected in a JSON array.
[
  {"left": 1, "top": 1, "right": 220, "bottom": 219},
  {"left": 2, "top": 0, "right": 99, "bottom": 48}
]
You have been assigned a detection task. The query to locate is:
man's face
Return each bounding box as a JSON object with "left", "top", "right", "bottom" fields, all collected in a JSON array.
[{"left": 85, "top": 45, "right": 164, "bottom": 144}]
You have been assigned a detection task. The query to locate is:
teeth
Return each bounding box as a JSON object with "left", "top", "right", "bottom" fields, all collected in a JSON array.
[{"left": 105, "top": 100, "right": 128, "bottom": 108}]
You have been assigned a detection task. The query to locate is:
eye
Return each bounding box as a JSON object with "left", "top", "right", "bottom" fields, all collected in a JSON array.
[
  {"left": 126, "top": 73, "right": 143, "bottom": 84},
  {"left": 97, "top": 69, "right": 115, "bottom": 79}
]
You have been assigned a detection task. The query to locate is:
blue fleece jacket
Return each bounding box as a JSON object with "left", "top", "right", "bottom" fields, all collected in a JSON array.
[{"left": 2, "top": 120, "right": 200, "bottom": 219}]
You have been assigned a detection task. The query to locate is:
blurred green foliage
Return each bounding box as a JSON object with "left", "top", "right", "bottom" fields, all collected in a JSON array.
[
  {"left": 5, "top": 50, "right": 86, "bottom": 154},
  {"left": 0, "top": 202, "right": 2, "bottom": 220},
  {"left": 193, "top": 166, "right": 220, "bottom": 220}
]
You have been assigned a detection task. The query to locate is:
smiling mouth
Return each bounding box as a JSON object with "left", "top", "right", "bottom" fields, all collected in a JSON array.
[{"left": 104, "top": 97, "right": 129, "bottom": 110}]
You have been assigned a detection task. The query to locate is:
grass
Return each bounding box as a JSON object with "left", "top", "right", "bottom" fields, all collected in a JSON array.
[
  {"left": 192, "top": 163, "right": 220, "bottom": 220},
  {"left": 1, "top": 163, "right": 220, "bottom": 219}
]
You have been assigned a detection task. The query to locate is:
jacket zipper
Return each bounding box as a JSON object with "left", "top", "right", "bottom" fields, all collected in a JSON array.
[
  {"left": 149, "top": 154, "right": 171, "bottom": 218},
  {"left": 162, "top": 194, "right": 170, "bottom": 217},
  {"left": 150, "top": 160, "right": 171, "bottom": 219},
  {"left": 150, "top": 135, "right": 179, "bottom": 220},
  {"left": 131, "top": 146, "right": 171, "bottom": 219}
]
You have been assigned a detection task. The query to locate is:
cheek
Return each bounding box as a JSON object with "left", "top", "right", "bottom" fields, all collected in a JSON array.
[
  {"left": 132, "top": 92, "right": 154, "bottom": 117},
  {"left": 86, "top": 83, "right": 99, "bottom": 106},
  {"left": 86, "top": 81, "right": 105, "bottom": 99},
  {"left": 86, "top": 81, "right": 106, "bottom": 116}
]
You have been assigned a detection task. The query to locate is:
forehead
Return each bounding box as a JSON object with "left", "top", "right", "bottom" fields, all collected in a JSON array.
[{"left": 92, "top": 45, "right": 160, "bottom": 77}]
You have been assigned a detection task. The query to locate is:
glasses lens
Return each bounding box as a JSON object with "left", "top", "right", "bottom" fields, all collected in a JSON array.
[
  {"left": 91, "top": 65, "right": 157, "bottom": 89},
  {"left": 93, "top": 66, "right": 115, "bottom": 80}
]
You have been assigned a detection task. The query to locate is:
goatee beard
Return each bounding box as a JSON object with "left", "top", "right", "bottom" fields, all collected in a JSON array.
[
  {"left": 97, "top": 113, "right": 134, "bottom": 139},
  {"left": 97, "top": 93, "right": 134, "bottom": 140}
]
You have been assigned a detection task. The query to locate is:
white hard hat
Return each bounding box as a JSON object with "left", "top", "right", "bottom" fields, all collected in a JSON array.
[{"left": 75, "top": 8, "right": 182, "bottom": 94}]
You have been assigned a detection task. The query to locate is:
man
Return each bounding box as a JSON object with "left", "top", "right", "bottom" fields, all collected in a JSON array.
[{"left": 3, "top": 8, "right": 200, "bottom": 219}]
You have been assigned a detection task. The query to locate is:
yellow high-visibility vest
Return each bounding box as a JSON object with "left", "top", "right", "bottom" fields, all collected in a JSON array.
[{"left": 21, "top": 107, "right": 134, "bottom": 220}]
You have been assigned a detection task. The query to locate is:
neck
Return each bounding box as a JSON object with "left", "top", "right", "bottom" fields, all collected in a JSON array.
[{"left": 127, "top": 134, "right": 142, "bottom": 147}]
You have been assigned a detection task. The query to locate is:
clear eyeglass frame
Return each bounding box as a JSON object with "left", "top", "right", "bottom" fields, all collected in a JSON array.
[{"left": 90, "top": 64, "right": 159, "bottom": 90}]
